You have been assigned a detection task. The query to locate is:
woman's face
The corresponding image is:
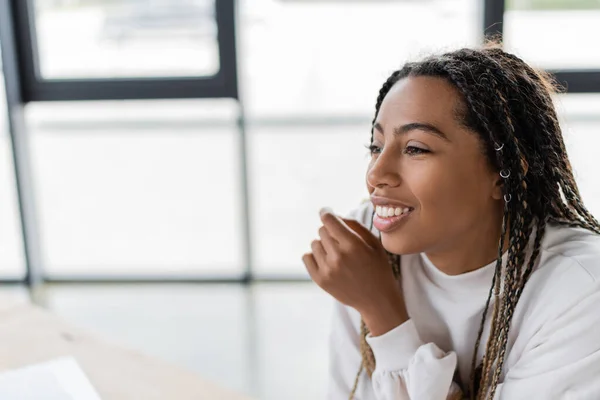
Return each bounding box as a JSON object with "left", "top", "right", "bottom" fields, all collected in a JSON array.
[{"left": 367, "top": 76, "right": 504, "bottom": 256}]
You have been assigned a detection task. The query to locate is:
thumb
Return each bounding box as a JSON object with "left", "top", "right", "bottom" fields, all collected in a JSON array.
[{"left": 341, "top": 217, "right": 381, "bottom": 249}]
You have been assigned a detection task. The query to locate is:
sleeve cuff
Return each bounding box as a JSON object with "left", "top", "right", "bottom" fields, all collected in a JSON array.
[{"left": 365, "top": 319, "right": 423, "bottom": 371}]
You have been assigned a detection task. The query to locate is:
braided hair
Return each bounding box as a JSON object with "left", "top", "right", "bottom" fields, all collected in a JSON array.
[{"left": 349, "top": 43, "right": 600, "bottom": 400}]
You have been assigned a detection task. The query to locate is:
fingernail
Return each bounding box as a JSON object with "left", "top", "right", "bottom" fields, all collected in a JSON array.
[{"left": 319, "top": 207, "right": 334, "bottom": 217}]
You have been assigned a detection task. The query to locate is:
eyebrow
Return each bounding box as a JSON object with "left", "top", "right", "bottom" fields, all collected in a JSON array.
[{"left": 373, "top": 122, "right": 450, "bottom": 142}]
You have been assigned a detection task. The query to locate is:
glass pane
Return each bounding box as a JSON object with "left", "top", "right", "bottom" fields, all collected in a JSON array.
[
  {"left": 505, "top": 0, "right": 600, "bottom": 69},
  {"left": 238, "top": 0, "right": 481, "bottom": 118},
  {"left": 556, "top": 93, "right": 600, "bottom": 219},
  {"left": 0, "top": 54, "right": 26, "bottom": 279},
  {"left": 27, "top": 100, "right": 243, "bottom": 276},
  {"left": 33, "top": 0, "right": 219, "bottom": 79},
  {"left": 249, "top": 124, "right": 371, "bottom": 275}
]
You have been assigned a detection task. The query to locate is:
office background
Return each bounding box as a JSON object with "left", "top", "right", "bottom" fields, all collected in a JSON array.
[{"left": 2, "top": 0, "right": 600, "bottom": 398}]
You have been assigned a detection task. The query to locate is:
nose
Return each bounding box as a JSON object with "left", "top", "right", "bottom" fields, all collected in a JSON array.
[{"left": 366, "top": 148, "right": 402, "bottom": 189}]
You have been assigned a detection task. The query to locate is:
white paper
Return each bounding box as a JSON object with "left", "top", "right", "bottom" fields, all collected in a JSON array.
[{"left": 0, "top": 357, "right": 102, "bottom": 400}]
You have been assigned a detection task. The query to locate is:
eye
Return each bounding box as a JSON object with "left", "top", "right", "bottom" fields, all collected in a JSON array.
[
  {"left": 404, "top": 146, "right": 430, "bottom": 156},
  {"left": 366, "top": 144, "right": 382, "bottom": 155}
]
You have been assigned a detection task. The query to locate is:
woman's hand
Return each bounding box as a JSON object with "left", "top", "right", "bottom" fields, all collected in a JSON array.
[{"left": 302, "top": 208, "right": 409, "bottom": 336}]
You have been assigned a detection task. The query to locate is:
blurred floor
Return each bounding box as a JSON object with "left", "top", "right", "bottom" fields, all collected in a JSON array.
[{"left": 0, "top": 282, "right": 333, "bottom": 400}]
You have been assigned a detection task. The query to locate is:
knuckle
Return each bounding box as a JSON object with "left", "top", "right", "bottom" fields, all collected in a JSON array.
[
  {"left": 310, "top": 240, "right": 321, "bottom": 252},
  {"left": 320, "top": 268, "right": 334, "bottom": 284},
  {"left": 338, "top": 241, "right": 353, "bottom": 254},
  {"left": 328, "top": 253, "right": 343, "bottom": 268}
]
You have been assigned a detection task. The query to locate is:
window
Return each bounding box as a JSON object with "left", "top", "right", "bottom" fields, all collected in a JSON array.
[
  {"left": 33, "top": 0, "right": 219, "bottom": 79},
  {"left": 505, "top": 0, "right": 600, "bottom": 69},
  {"left": 27, "top": 99, "right": 244, "bottom": 277},
  {"left": 239, "top": 0, "right": 481, "bottom": 118},
  {"left": 556, "top": 93, "right": 600, "bottom": 218}
]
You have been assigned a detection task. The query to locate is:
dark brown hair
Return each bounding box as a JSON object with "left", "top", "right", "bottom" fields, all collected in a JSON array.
[{"left": 351, "top": 43, "right": 600, "bottom": 400}]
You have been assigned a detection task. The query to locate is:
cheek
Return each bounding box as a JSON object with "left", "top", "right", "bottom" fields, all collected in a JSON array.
[
  {"left": 365, "top": 160, "right": 375, "bottom": 193},
  {"left": 408, "top": 162, "right": 483, "bottom": 221},
  {"left": 409, "top": 167, "right": 453, "bottom": 212}
]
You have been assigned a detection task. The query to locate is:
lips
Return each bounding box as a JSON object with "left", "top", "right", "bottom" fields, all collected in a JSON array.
[
  {"left": 370, "top": 195, "right": 413, "bottom": 209},
  {"left": 370, "top": 196, "right": 415, "bottom": 233}
]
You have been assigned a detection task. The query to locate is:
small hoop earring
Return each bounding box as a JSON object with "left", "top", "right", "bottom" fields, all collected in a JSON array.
[
  {"left": 504, "top": 194, "right": 512, "bottom": 203},
  {"left": 500, "top": 169, "right": 511, "bottom": 179},
  {"left": 494, "top": 143, "right": 504, "bottom": 152}
]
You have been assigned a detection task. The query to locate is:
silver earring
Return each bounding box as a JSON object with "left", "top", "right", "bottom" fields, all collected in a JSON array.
[
  {"left": 500, "top": 169, "right": 511, "bottom": 179},
  {"left": 504, "top": 194, "right": 512, "bottom": 203},
  {"left": 494, "top": 142, "right": 504, "bottom": 152}
]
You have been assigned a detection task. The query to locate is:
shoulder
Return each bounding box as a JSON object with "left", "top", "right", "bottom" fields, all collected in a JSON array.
[
  {"left": 519, "top": 223, "right": 600, "bottom": 324},
  {"left": 540, "top": 223, "right": 600, "bottom": 282},
  {"left": 534, "top": 223, "right": 600, "bottom": 291},
  {"left": 505, "top": 224, "right": 600, "bottom": 382}
]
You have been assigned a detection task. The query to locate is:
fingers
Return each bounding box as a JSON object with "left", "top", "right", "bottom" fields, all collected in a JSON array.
[
  {"left": 319, "top": 208, "right": 359, "bottom": 245},
  {"left": 303, "top": 239, "right": 328, "bottom": 279},
  {"left": 318, "top": 226, "right": 337, "bottom": 254},
  {"left": 311, "top": 239, "right": 328, "bottom": 268},
  {"left": 302, "top": 252, "right": 318, "bottom": 281},
  {"left": 341, "top": 218, "right": 381, "bottom": 249},
  {"left": 319, "top": 207, "right": 381, "bottom": 250}
]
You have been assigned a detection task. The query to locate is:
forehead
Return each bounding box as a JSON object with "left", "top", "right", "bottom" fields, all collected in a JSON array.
[{"left": 376, "top": 76, "right": 465, "bottom": 129}]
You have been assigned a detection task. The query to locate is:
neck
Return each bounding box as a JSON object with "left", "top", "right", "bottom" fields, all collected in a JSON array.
[{"left": 425, "top": 208, "right": 508, "bottom": 276}]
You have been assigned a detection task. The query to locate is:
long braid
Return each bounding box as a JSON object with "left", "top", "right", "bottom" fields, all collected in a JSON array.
[
  {"left": 432, "top": 54, "right": 533, "bottom": 397},
  {"left": 469, "top": 204, "right": 507, "bottom": 399},
  {"left": 351, "top": 43, "right": 600, "bottom": 400},
  {"left": 472, "top": 70, "right": 533, "bottom": 400},
  {"left": 489, "top": 217, "right": 546, "bottom": 398}
]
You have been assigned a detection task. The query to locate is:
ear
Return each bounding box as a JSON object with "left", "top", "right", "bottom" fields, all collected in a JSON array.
[{"left": 491, "top": 172, "right": 504, "bottom": 201}]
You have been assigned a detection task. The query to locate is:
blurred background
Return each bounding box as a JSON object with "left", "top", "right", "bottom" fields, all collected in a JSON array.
[{"left": 1, "top": 0, "right": 600, "bottom": 399}]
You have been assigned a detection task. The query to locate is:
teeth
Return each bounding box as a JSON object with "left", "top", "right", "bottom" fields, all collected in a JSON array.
[{"left": 376, "top": 205, "right": 412, "bottom": 218}]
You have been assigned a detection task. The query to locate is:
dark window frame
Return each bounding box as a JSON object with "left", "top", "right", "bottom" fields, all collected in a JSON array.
[
  {"left": 9, "top": 0, "right": 238, "bottom": 102},
  {"left": 484, "top": 0, "right": 600, "bottom": 92}
]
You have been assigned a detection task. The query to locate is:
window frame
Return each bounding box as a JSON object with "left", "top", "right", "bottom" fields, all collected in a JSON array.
[
  {"left": 9, "top": 0, "right": 239, "bottom": 102},
  {"left": 485, "top": 0, "right": 600, "bottom": 92}
]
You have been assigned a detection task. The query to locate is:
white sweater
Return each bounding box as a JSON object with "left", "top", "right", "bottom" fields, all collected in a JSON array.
[{"left": 328, "top": 202, "right": 600, "bottom": 400}]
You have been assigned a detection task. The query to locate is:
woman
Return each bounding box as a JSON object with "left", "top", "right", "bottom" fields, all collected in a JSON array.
[{"left": 302, "top": 44, "right": 600, "bottom": 399}]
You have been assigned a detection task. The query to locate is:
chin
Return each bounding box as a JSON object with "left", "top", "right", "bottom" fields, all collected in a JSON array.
[{"left": 381, "top": 232, "right": 423, "bottom": 255}]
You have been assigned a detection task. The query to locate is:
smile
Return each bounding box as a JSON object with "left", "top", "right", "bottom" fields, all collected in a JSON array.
[{"left": 372, "top": 205, "right": 414, "bottom": 233}]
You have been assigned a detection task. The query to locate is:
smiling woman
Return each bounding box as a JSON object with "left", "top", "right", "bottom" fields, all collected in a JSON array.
[
  {"left": 302, "top": 42, "right": 600, "bottom": 400},
  {"left": 367, "top": 76, "right": 506, "bottom": 269}
]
